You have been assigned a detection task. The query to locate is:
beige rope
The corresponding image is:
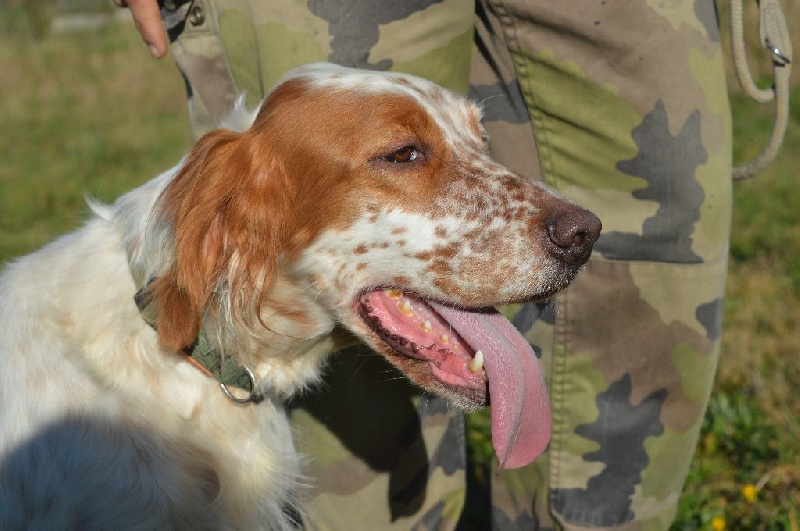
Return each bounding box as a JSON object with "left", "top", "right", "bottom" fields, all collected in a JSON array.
[{"left": 729, "top": 0, "right": 792, "bottom": 180}]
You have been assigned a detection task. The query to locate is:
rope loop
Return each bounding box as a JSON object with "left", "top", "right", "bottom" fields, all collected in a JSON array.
[{"left": 730, "top": 0, "right": 792, "bottom": 180}]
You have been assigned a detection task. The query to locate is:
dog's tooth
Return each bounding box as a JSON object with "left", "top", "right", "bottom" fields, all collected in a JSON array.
[
  {"left": 439, "top": 334, "right": 450, "bottom": 344},
  {"left": 470, "top": 350, "right": 485, "bottom": 373},
  {"left": 384, "top": 289, "right": 403, "bottom": 299},
  {"left": 420, "top": 320, "right": 432, "bottom": 332},
  {"left": 397, "top": 299, "right": 414, "bottom": 316}
]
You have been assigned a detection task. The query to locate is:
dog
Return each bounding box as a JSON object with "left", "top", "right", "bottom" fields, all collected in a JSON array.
[{"left": 0, "top": 63, "right": 600, "bottom": 529}]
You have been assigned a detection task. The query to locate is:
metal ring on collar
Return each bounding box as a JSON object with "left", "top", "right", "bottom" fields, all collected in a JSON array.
[{"left": 220, "top": 366, "right": 257, "bottom": 404}]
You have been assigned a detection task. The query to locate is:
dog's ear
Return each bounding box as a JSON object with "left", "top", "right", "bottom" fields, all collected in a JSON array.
[{"left": 150, "top": 128, "right": 285, "bottom": 351}]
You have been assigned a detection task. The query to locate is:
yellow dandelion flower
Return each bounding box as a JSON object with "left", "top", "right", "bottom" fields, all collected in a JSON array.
[
  {"left": 742, "top": 483, "right": 758, "bottom": 504},
  {"left": 711, "top": 515, "right": 726, "bottom": 531}
]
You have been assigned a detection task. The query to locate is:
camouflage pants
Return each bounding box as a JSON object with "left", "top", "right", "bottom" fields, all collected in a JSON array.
[{"left": 163, "top": 0, "right": 732, "bottom": 529}]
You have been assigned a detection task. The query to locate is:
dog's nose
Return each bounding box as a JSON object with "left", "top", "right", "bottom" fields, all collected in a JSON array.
[{"left": 545, "top": 207, "right": 602, "bottom": 265}]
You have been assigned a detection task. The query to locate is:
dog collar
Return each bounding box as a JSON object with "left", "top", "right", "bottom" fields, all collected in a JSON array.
[{"left": 134, "top": 284, "right": 262, "bottom": 404}]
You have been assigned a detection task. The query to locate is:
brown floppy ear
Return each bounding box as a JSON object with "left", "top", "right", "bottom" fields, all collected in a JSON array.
[{"left": 148, "top": 128, "right": 284, "bottom": 352}]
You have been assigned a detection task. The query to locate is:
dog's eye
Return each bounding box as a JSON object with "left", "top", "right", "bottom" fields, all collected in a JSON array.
[{"left": 384, "top": 146, "right": 420, "bottom": 164}]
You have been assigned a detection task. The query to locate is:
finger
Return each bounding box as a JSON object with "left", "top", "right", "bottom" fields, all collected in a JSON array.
[{"left": 126, "top": 0, "right": 168, "bottom": 58}]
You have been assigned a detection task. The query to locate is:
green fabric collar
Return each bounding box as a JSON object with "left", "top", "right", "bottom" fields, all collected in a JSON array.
[{"left": 134, "top": 285, "right": 262, "bottom": 404}]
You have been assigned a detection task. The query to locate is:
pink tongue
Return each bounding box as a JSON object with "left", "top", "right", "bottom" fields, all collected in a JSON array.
[{"left": 428, "top": 302, "right": 551, "bottom": 470}]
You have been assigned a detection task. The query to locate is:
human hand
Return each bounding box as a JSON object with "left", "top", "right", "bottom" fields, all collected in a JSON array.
[{"left": 113, "top": 0, "right": 168, "bottom": 59}]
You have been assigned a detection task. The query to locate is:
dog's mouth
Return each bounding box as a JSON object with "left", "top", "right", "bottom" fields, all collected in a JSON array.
[{"left": 355, "top": 288, "right": 551, "bottom": 470}]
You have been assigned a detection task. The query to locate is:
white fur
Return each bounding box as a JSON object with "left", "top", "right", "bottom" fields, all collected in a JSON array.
[{"left": 0, "top": 171, "right": 304, "bottom": 529}]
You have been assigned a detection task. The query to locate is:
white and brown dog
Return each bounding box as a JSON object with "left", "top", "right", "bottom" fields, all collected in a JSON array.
[{"left": 0, "top": 64, "right": 600, "bottom": 529}]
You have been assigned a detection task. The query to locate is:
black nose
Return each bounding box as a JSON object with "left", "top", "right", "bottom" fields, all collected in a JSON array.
[{"left": 545, "top": 207, "right": 602, "bottom": 265}]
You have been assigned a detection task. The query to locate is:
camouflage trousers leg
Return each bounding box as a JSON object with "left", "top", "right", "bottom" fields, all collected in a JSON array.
[
  {"left": 162, "top": 0, "right": 474, "bottom": 137},
  {"left": 162, "top": 0, "right": 732, "bottom": 528},
  {"left": 162, "top": 1, "right": 476, "bottom": 529},
  {"left": 472, "top": 0, "right": 733, "bottom": 529}
]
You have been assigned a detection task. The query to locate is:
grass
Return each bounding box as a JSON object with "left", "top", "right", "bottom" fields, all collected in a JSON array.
[
  {"left": 1, "top": 12, "right": 798, "bottom": 530},
  {"left": 673, "top": 87, "right": 800, "bottom": 529},
  {"left": 0, "top": 16, "right": 192, "bottom": 261}
]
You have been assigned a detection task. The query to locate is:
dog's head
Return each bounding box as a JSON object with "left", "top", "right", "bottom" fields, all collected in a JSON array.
[{"left": 148, "top": 63, "right": 601, "bottom": 469}]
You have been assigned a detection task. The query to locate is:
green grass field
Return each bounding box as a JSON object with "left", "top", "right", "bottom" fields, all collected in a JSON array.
[{"left": 1, "top": 13, "right": 797, "bottom": 530}]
